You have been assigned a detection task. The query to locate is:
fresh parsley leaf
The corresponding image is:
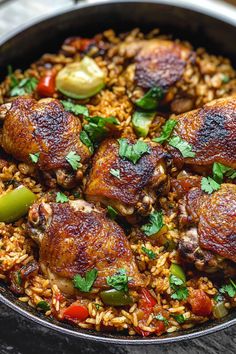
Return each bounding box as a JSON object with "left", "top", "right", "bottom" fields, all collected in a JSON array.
[
  {"left": 106, "top": 268, "right": 131, "bottom": 292},
  {"left": 141, "top": 246, "right": 156, "bottom": 260},
  {"left": 37, "top": 301, "right": 50, "bottom": 312},
  {"left": 169, "top": 274, "right": 188, "bottom": 300},
  {"left": 118, "top": 139, "right": 150, "bottom": 164},
  {"left": 213, "top": 162, "right": 236, "bottom": 183},
  {"left": 214, "top": 293, "right": 224, "bottom": 303},
  {"left": 153, "top": 119, "right": 178, "bottom": 144},
  {"left": 136, "top": 87, "right": 164, "bottom": 110},
  {"left": 219, "top": 279, "right": 236, "bottom": 298},
  {"left": 56, "top": 192, "right": 69, "bottom": 203},
  {"left": 201, "top": 176, "right": 221, "bottom": 194},
  {"left": 172, "top": 314, "right": 186, "bottom": 324},
  {"left": 65, "top": 151, "right": 81, "bottom": 170},
  {"left": 107, "top": 205, "right": 118, "bottom": 220},
  {"left": 80, "top": 130, "right": 94, "bottom": 153},
  {"left": 110, "top": 168, "right": 121, "bottom": 179},
  {"left": 73, "top": 269, "right": 98, "bottom": 292},
  {"left": 61, "top": 100, "right": 89, "bottom": 116},
  {"left": 154, "top": 314, "right": 169, "bottom": 326},
  {"left": 84, "top": 116, "right": 119, "bottom": 144},
  {"left": 10, "top": 77, "right": 38, "bottom": 97},
  {"left": 29, "top": 152, "right": 40, "bottom": 164},
  {"left": 168, "top": 136, "right": 196, "bottom": 158},
  {"left": 141, "top": 210, "right": 164, "bottom": 237}
]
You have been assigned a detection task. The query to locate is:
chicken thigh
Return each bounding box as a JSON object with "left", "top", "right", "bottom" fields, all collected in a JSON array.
[
  {"left": 0, "top": 97, "right": 90, "bottom": 188},
  {"left": 84, "top": 138, "right": 167, "bottom": 222},
  {"left": 27, "top": 199, "right": 144, "bottom": 295}
]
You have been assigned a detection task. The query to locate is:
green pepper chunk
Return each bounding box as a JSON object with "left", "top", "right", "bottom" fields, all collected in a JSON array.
[
  {"left": 170, "top": 263, "right": 186, "bottom": 283},
  {"left": 0, "top": 185, "right": 37, "bottom": 223},
  {"left": 100, "top": 289, "right": 133, "bottom": 306},
  {"left": 132, "top": 111, "right": 156, "bottom": 137}
]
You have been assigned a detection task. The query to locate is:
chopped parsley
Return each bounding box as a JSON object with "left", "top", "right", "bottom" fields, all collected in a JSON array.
[
  {"left": 29, "top": 152, "right": 40, "bottom": 164},
  {"left": 136, "top": 87, "right": 164, "bottom": 110},
  {"left": 141, "top": 246, "right": 156, "bottom": 260},
  {"left": 56, "top": 192, "right": 69, "bottom": 203},
  {"left": 141, "top": 210, "right": 164, "bottom": 237},
  {"left": 95, "top": 303, "right": 102, "bottom": 309},
  {"left": 73, "top": 269, "right": 98, "bottom": 292},
  {"left": 61, "top": 100, "right": 89, "bottom": 116},
  {"left": 110, "top": 168, "right": 121, "bottom": 179},
  {"left": 118, "top": 138, "right": 150, "bottom": 164},
  {"left": 169, "top": 274, "right": 189, "bottom": 301},
  {"left": 172, "top": 314, "right": 186, "bottom": 324},
  {"left": 219, "top": 279, "right": 236, "bottom": 298},
  {"left": 153, "top": 119, "right": 178, "bottom": 144},
  {"left": 214, "top": 293, "right": 225, "bottom": 303},
  {"left": 106, "top": 268, "right": 131, "bottom": 292},
  {"left": 107, "top": 205, "right": 118, "bottom": 220},
  {"left": 65, "top": 151, "right": 81, "bottom": 170},
  {"left": 83, "top": 116, "right": 119, "bottom": 144},
  {"left": 37, "top": 301, "right": 51, "bottom": 312},
  {"left": 168, "top": 136, "right": 196, "bottom": 158},
  {"left": 201, "top": 176, "right": 221, "bottom": 194},
  {"left": 153, "top": 314, "right": 169, "bottom": 326},
  {"left": 80, "top": 130, "right": 94, "bottom": 153},
  {"left": 213, "top": 162, "right": 236, "bottom": 183},
  {"left": 9, "top": 77, "right": 38, "bottom": 97}
]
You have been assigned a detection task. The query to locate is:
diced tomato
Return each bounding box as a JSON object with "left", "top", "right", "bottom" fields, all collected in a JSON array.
[
  {"left": 63, "top": 303, "right": 89, "bottom": 321},
  {"left": 140, "top": 288, "right": 157, "bottom": 308},
  {"left": 155, "top": 321, "right": 165, "bottom": 335},
  {"left": 37, "top": 71, "right": 56, "bottom": 97},
  {"left": 135, "top": 326, "right": 151, "bottom": 337},
  {"left": 188, "top": 289, "right": 212, "bottom": 316}
]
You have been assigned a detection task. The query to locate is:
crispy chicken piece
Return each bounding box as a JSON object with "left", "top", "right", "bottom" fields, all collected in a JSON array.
[
  {"left": 84, "top": 138, "right": 167, "bottom": 222},
  {"left": 0, "top": 97, "right": 90, "bottom": 188},
  {"left": 168, "top": 96, "right": 236, "bottom": 170},
  {"left": 27, "top": 199, "right": 144, "bottom": 295},
  {"left": 178, "top": 184, "right": 236, "bottom": 274}
]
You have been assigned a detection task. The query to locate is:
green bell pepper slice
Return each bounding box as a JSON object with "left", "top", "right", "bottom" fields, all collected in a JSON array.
[
  {"left": 170, "top": 263, "right": 186, "bottom": 283},
  {"left": 100, "top": 289, "right": 133, "bottom": 306},
  {"left": 132, "top": 111, "right": 156, "bottom": 137},
  {"left": 0, "top": 185, "right": 37, "bottom": 223}
]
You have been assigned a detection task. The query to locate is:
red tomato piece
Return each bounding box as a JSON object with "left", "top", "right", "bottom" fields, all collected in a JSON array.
[
  {"left": 155, "top": 321, "right": 165, "bottom": 335},
  {"left": 63, "top": 303, "right": 89, "bottom": 321},
  {"left": 135, "top": 326, "right": 151, "bottom": 337},
  {"left": 37, "top": 71, "right": 56, "bottom": 97},
  {"left": 140, "top": 288, "right": 157, "bottom": 308},
  {"left": 188, "top": 289, "right": 212, "bottom": 316}
]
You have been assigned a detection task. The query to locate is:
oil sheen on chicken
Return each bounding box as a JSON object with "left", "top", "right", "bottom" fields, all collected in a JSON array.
[
  {"left": 27, "top": 199, "right": 145, "bottom": 295},
  {"left": 0, "top": 97, "right": 90, "bottom": 188},
  {"left": 84, "top": 138, "right": 167, "bottom": 221}
]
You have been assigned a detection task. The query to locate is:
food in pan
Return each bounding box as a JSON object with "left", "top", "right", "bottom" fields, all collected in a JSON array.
[{"left": 0, "top": 28, "right": 235, "bottom": 336}]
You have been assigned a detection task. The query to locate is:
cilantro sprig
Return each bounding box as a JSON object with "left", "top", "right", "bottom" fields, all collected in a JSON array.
[
  {"left": 213, "top": 162, "right": 236, "bottom": 183},
  {"left": 201, "top": 176, "right": 221, "bottom": 194},
  {"left": 29, "top": 152, "right": 40, "bottom": 164},
  {"left": 73, "top": 269, "right": 98, "bottom": 292},
  {"left": 141, "top": 246, "right": 156, "bottom": 260},
  {"left": 136, "top": 87, "right": 164, "bottom": 110},
  {"left": 153, "top": 119, "right": 178, "bottom": 144},
  {"left": 65, "top": 151, "right": 81, "bottom": 170},
  {"left": 168, "top": 136, "right": 196, "bottom": 158},
  {"left": 9, "top": 76, "right": 38, "bottom": 97},
  {"left": 169, "top": 274, "right": 189, "bottom": 301},
  {"left": 153, "top": 314, "right": 169, "bottom": 326},
  {"left": 56, "top": 192, "right": 69, "bottom": 203},
  {"left": 37, "top": 301, "right": 51, "bottom": 312},
  {"left": 219, "top": 279, "right": 236, "bottom": 298},
  {"left": 106, "top": 268, "right": 131, "bottom": 292},
  {"left": 118, "top": 138, "right": 150, "bottom": 164},
  {"left": 110, "top": 168, "right": 121, "bottom": 179},
  {"left": 141, "top": 210, "right": 164, "bottom": 237},
  {"left": 107, "top": 205, "right": 118, "bottom": 220},
  {"left": 61, "top": 100, "right": 89, "bottom": 116}
]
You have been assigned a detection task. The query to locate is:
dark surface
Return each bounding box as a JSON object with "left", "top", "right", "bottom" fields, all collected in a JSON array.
[{"left": 0, "top": 302, "right": 236, "bottom": 354}]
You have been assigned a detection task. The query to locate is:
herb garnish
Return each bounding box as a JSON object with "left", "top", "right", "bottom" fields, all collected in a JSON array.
[
  {"left": 9, "top": 77, "right": 38, "bottom": 97},
  {"left": 201, "top": 176, "right": 221, "bottom": 194},
  {"left": 73, "top": 269, "right": 98, "bottom": 292},
  {"left": 107, "top": 205, "right": 118, "bottom": 220},
  {"left": 218, "top": 279, "right": 236, "bottom": 298},
  {"left": 84, "top": 116, "right": 119, "bottom": 144},
  {"left": 110, "top": 168, "right": 121, "bottom": 179},
  {"left": 141, "top": 210, "right": 164, "bottom": 237},
  {"left": 37, "top": 301, "right": 51, "bottom": 312},
  {"left": 153, "top": 314, "right": 169, "bottom": 326},
  {"left": 80, "top": 131, "right": 94, "bottom": 153},
  {"left": 213, "top": 162, "right": 236, "bottom": 183},
  {"left": 118, "top": 138, "right": 150, "bottom": 164},
  {"left": 29, "top": 152, "right": 40, "bottom": 164},
  {"left": 153, "top": 119, "right": 178, "bottom": 144},
  {"left": 169, "top": 274, "right": 189, "bottom": 301},
  {"left": 106, "top": 269, "right": 131, "bottom": 292},
  {"left": 136, "top": 87, "right": 164, "bottom": 110},
  {"left": 65, "top": 151, "right": 81, "bottom": 170},
  {"left": 172, "top": 314, "right": 186, "bottom": 324},
  {"left": 141, "top": 246, "right": 156, "bottom": 260},
  {"left": 56, "top": 192, "right": 69, "bottom": 203},
  {"left": 168, "top": 136, "right": 196, "bottom": 158},
  {"left": 61, "top": 100, "right": 89, "bottom": 116}
]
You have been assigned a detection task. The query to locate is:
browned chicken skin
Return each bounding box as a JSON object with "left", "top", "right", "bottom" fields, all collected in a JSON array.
[
  {"left": 178, "top": 184, "right": 236, "bottom": 274},
  {"left": 0, "top": 97, "right": 90, "bottom": 188},
  {"left": 169, "top": 96, "right": 236, "bottom": 170},
  {"left": 84, "top": 138, "right": 167, "bottom": 221},
  {"left": 27, "top": 199, "right": 144, "bottom": 295}
]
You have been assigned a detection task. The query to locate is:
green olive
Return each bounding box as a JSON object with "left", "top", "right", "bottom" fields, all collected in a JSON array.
[{"left": 56, "top": 57, "right": 105, "bottom": 99}]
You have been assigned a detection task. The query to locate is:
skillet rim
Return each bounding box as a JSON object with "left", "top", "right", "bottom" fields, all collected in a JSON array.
[{"left": 0, "top": 0, "right": 235, "bottom": 344}]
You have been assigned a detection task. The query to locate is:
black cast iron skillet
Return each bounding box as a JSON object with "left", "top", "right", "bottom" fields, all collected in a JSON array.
[{"left": 0, "top": 0, "right": 235, "bottom": 344}]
